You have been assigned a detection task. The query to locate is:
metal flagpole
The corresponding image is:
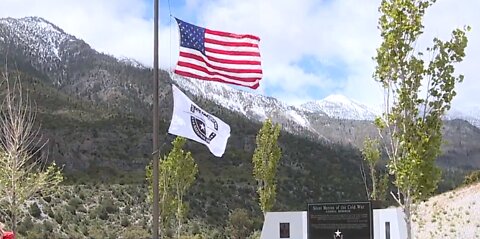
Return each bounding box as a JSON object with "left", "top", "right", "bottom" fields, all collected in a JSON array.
[{"left": 152, "top": 0, "right": 160, "bottom": 237}]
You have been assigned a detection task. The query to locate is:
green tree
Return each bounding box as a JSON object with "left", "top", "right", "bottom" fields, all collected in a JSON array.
[
  {"left": 374, "top": 0, "right": 469, "bottom": 238},
  {"left": 360, "top": 137, "right": 385, "bottom": 200},
  {"left": 0, "top": 75, "right": 63, "bottom": 233},
  {"left": 225, "top": 208, "right": 254, "bottom": 239},
  {"left": 147, "top": 137, "right": 198, "bottom": 238},
  {"left": 252, "top": 119, "right": 281, "bottom": 215}
]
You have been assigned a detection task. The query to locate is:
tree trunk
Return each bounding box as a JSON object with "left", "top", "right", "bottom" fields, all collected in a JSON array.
[
  {"left": 160, "top": 173, "right": 168, "bottom": 239},
  {"left": 370, "top": 166, "right": 377, "bottom": 200},
  {"left": 11, "top": 209, "right": 16, "bottom": 234},
  {"left": 12, "top": 190, "right": 16, "bottom": 234},
  {"left": 404, "top": 196, "right": 412, "bottom": 239},
  {"left": 405, "top": 209, "right": 412, "bottom": 239},
  {"left": 176, "top": 192, "right": 181, "bottom": 238}
]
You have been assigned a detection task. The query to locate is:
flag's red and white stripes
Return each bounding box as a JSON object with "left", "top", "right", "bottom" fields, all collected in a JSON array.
[{"left": 175, "top": 28, "right": 262, "bottom": 89}]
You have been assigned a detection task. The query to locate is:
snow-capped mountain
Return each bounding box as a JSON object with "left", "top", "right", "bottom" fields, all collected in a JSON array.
[
  {"left": 119, "top": 57, "right": 147, "bottom": 69},
  {"left": 300, "top": 95, "right": 380, "bottom": 121},
  {"left": 2, "top": 16, "right": 478, "bottom": 133},
  {"left": 0, "top": 15, "right": 479, "bottom": 176},
  {"left": 173, "top": 75, "right": 314, "bottom": 133},
  {"left": 0, "top": 17, "right": 74, "bottom": 65},
  {"left": 445, "top": 108, "right": 480, "bottom": 129},
  {"left": 174, "top": 75, "right": 480, "bottom": 131},
  {"left": 462, "top": 107, "right": 480, "bottom": 128}
]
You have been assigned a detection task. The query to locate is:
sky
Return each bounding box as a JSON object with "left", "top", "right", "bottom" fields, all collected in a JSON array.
[{"left": 0, "top": 0, "right": 479, "bottom": 110}]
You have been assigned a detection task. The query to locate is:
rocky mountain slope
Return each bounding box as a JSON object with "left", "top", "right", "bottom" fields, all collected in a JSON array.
[
  {"left": 0, "top": 15, "right": 478, "bottom": 180},
  {"left": 174, "top": 77, "right": 480, "bottom": 170},
  {"left": 0, "top": 17, "right": 479, "bottom": 237},
  {"left": 300, "top": 94, "right": 380, "bottom": 120},
  {"left": 174, "top": 75, "right": 480, "bottom": 130},
  {"left": 413, "top": 182, "right": 480, "bottom": 238},
  {"left": 0, "top": 17, "right": 370, "bottom": 233}
]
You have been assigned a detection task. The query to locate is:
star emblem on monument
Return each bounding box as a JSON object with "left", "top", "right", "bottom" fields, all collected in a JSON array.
[{"left": 334, "top": 229, "right": 343, "bottom": 239}]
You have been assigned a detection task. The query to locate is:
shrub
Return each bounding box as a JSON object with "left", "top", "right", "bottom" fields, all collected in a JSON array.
[
  {"left": 68, "top": 197, "right": 83, "bottom": 209},
  {"left": 54, "top": 212, "right": 64, "bottom": 224},
  {"left": 29, "top": 202, "right": 42, "bottom": 218},
  {"left": 122, "top": 226, "right": 150, "bottom": 239},
  {"left": 101, "top": 198, "right": 118, "bottom": 214},
  {"left": 77, "top": 205, "right": 88, "bottom": 214},
  {"left": 121, "top": 217, "right": 130, "bottom": 227},
  {"left": 43, "top": 220, "right": 54, "bottom": 233},
  {"left": 43, "top": 196, "right": 52, "bottom": 203},
  {"left": 463, "top": 170, "right": 480, "bottom": 185},
  {"left": 46, "top": 207, "right": 55, "bottom": 218},
  {"left": 17, "top": 216, "right": 34, "bottom": 236},
  {"left": 247, "top": 231, "right": 261, "bottom": 239},
  {"left": 225, "top": 208, "right": 254, "bottom": 239}
]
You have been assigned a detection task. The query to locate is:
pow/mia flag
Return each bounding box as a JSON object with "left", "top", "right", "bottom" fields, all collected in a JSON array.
[{"left": 168, "top": 84, "right": 231, "bottom": 157}]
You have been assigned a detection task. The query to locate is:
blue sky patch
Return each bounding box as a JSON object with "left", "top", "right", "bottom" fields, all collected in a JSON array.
[{"left": 295, "top": 55, "right": 348, "bottom": 80}]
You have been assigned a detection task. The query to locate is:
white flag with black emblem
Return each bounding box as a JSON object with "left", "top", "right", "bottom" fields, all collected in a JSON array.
[{"left": 168, "top": 84, "right": 231, "bottom": 157}]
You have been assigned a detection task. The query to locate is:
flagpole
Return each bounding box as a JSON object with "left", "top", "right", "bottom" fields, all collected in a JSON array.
[{"left": 152, "top": 0, "right": 160, "bottom": 237}]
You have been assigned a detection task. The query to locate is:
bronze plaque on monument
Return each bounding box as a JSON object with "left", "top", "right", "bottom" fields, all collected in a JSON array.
[{"left": 308, "top": 202, "right": 373, "bottom": 239}]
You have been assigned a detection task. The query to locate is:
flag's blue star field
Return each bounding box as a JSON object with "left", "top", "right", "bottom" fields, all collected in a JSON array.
[{"left": 177, "top": 18, "right": 206, "bottom": 55}]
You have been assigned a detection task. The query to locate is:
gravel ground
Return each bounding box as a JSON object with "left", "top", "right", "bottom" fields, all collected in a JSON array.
[{"left": 411, "top": 182, "right": 480, "bottom": 238}]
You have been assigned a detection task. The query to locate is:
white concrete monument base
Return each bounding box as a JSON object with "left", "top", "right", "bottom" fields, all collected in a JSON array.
[
  {"left": 261, "top": 211, "right": 308, "bottom": 239},
  {"left": 260, "top": 208, "right": 407, "bottom": 239}
]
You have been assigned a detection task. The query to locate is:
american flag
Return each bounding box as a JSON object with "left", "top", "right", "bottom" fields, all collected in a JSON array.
[{"left": 174, "top": 18, "right": 262, "bottom": 89}]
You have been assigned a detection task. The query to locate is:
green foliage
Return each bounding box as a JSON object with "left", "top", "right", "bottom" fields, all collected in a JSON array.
[
  {"left": 377, "top": 173, "right": 390, "bottom": 203},
  {"left": 10, "top": 30, "right": 474, "bottom": 238},
  {"left": 121, "top": 217, "right": 130, "bottom": 227},
  {"left": 146, "top": 137, "right": 199, "bottom": 238},
  {"left": 181, "top": 218, "right": 225, "bottom": 239},
  {"left": 361, "top": 137, "right": 382, "bottom": 200},
  {"left": 225, "top": 208, "right": 255, "bottom": 239},
  {"left": 7, "top": 51, "right": 465, "bottom": 237},
  {"left": 463, "top": 171, "right": 480, "bottom": 186},
  {"left": 252, "top": 119, "right": 282, "bottom": 214},
  {"left": 54, "top": 211, "right": 63, "bottom": 224},
  {"left": 375, "top": 0, "right": 469, "bottom": 201},
  {"left": 0, "top": 78, "right": 64, "bottom": 233},
  {"left": 0, "top": 25, "right": 417, "bottom": 238},
  {"left": 67, "top": 197, "right": 83, "bottom": 210},
  {"left": 247, "top": 230, "right": 261, "bottom": 239},
  {"left": 179, "top": 235, "right": 203, "bottom": 239},
  {"left": 122, "top": 225, "right": 151, "bottom": 239},
  {"left": 374, "top": 0, "right": 469, "bottom": 238},
  {"left": 361, "top": 138, "right": 389, "bottom": 202},
  {"left": 362, "top": 138, "right": 381, "bottom": 166},
  {"left": 17, "top": 215, "right": 34, "bottom": 235},
  {"left": 29, "top": 203, "right": 41, "bottom": 218},
  {"left": 100, "top": 197, "right": 118, "bottom": 214}
]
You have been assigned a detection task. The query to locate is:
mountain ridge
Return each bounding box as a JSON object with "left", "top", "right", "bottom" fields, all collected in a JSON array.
[
  {"left": 0, "top": 15, "right": 372, "bottom": 193},
  {"left": 300, "top": 94, "right": 380, "bottom": 120},
  {"left": 2, "top": 16, "right": 479, "bottom": 130},
  {"left": 1, "top": 16, "right": 479, "bottom": 156},
  {"left": 1, "top": 15, "right": 479, "bottom": 173},
  {"left": 172, "top": 70, "right": 480, "bottom": 130},
  {"left": 0, "top": 15, "right": 478, "bottom": 238}
]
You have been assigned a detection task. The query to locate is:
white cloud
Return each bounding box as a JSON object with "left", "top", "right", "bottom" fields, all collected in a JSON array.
[
  {"left": 0, "top": 0, "right": 154, "bottom": 66},
  {"left": 0, "top": 0, "right": 478, "bottom": 111},
  {"left": 422, "top": 0, "right": 480, "bottom": 111},
  {"left": 193, "top": 0, "right": 382, "bottom": 105}
]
